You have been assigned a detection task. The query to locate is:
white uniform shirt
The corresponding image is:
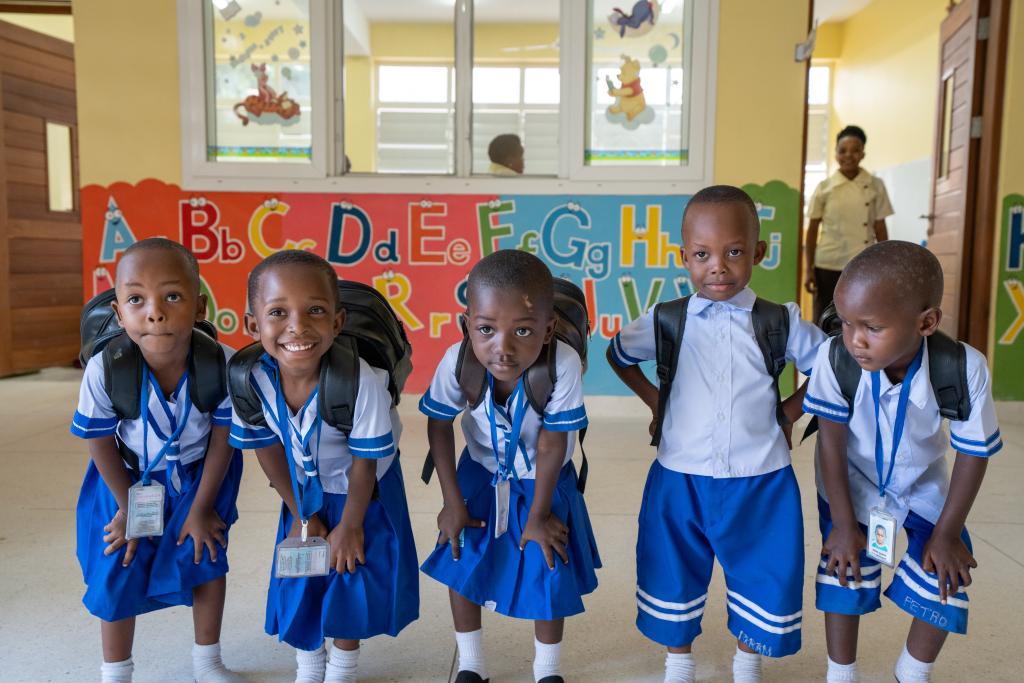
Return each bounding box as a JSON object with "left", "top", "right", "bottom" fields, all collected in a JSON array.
[
  {"left": 228, "top": 353, "right": 399, "bottom": 494},
  {"left": 71, "top": 347, "right": 235, "bottom": 471},
  {"left": 419, "top": 340, "right": 588, "bottom": 479},
  {"left": 610, "top": 288, "right": 825, "bottom": 478},
  {"left": 803, "top": 339, "right": 1001, "bottom": 527},
  {"left": 808, "top": 169, "right": 894, "bottom": 271}
]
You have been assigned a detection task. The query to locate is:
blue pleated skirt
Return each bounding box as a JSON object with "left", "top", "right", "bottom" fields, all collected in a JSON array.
[
  {"left": 264, "top": 458, "right": 420, "bottom": 651},
  {"left": 75, "top": 451, "right": 244, "bottom": 622},
  {"left": 421, "top": 451, "right": 601, "bottom": 621}
]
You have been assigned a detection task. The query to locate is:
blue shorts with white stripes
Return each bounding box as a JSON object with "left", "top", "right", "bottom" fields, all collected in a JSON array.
[
  {"left": 816, "top": 497, "right": 971, "bottom": 634},
  {"left": 635, "top": 462, "right": 804, "bottom": 657}
]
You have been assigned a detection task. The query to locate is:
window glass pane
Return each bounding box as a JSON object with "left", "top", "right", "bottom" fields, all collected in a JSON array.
[
  {"left": 808, "top": 65, "right": 830, "bottom": 106},
  {"left": 206, "top": 0, "right": 312, "bottom": 163},
  {"left": 346, "top": 0, "right": 455, "bottom": 174},
  {"left": 473, "top": 1, "right": 560, "bottom": 175},
  {"left": 46, "top": 122, "right": 74, "bottom": 212},
  {"left": 585, "top": 0, "right": 691, "bottom": 166}
]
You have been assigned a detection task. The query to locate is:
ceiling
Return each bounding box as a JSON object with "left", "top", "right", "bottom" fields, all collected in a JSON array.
[{"left": 814, "top": 0, "right": 875, "bottom": 24}]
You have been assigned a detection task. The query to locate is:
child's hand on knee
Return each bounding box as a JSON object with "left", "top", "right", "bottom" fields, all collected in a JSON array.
[
  {"left": 822, "top": 524, "right": 866, "bottom": 586},
  {"left": 177, "top": 506, "right": 227, "bottom": 564},
  {"left": 922, "top": 532, "right": 977, "bottom": 604},
  {"left": 521, "top": 513, "right": 570, "bottom": 570},
  {"left": 437, "top": 500, "right": 485, "bottom": 561},
  {"left": 328, "top": 522, "right": 365, "bottom": 574},
  {"left": 102, "top": 509, "right": 139, "bottom": 567}
]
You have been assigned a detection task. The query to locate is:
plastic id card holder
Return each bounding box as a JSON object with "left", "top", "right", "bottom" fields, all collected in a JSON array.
[
  {"left": 867, "top": 506, "right": 898, "bottom": 567},
  {"left": 275, "top": 537, "right": 330, "bottom": 578},
  {"left": 494, "top": 479, "right": 510, "bottom": 539},
  {"left": 126, "top": 480, "right": 165, "bottom": 539}
]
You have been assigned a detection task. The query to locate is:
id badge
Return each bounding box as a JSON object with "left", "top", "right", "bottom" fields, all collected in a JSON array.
[
  {"left": 494, "top": 479, "right": 510, "bottom": 539},
  {"left": 126, "top": 480, "right": 165, "bottom": 539},
  {"left": 867, "top": 506, "right": 898, "bottom": 567},
  {"left": 275, "top": 536, "right": 330, "bottom": 578}
]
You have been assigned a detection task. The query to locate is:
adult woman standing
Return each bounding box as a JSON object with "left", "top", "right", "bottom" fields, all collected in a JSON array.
[{"left": 804, "top": 125, "right": 893, "bottom": 323}]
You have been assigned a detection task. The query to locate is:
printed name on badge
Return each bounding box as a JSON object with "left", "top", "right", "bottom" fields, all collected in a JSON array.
[
  {"left": 275, "top": 536, "right": 331, "bottom": 578},
  {"left": 126, "top": 480, "right": 165, "bottom": 539}
]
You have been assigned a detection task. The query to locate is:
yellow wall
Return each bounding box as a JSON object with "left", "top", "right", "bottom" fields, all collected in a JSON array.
[
  {"left": 73, "top": 1, "right": 806, "bottom": 187},
  {"left": 0, "top": 12, "right": 73, "bottom": 42},
  {"left": 812, "top": 22, "right": 843, "bottom": 60},
  {"left": 74, "top": 0, "right": 180, "bottom": 187},
  {"left": 826, "top": 0, "right": 947, "bottom": 170},
  {"left": 714, "top": 0, "right": 808, "bottom": 187}
]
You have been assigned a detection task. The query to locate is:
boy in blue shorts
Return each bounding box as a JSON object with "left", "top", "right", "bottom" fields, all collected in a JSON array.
[
  {"left": 608, "top": 185, "right": 825, "bottom": 682},
  {"left": 803, "top": 241, "right": 1001, "bottom": 683}
]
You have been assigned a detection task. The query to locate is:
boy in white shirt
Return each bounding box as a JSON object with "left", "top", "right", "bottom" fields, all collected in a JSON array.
[{"left": 803, "top": 241, "right": 1001, "bottom": 683}]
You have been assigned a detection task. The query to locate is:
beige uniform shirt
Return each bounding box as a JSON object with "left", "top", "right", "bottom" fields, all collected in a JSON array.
[{"left": 808, "top": 169, "right": 894, "bottom": 271}]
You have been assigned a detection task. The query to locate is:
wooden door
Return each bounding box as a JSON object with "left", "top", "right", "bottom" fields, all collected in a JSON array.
[
  {"left": 926, "top": 0, "right": 988, "bottom": 340},
  {"left": 0, "top": 20, "right": 80, "bottom": 376}
]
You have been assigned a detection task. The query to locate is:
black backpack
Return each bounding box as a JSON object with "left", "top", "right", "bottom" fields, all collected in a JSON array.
[
  {"left": 650, "top": 295, "right": 790, "bottom": 447},
  {"left": 78, "top": 288, "right": 228, "bottom": 471},
  {"left": 420, "top": 278, "right": 593, "bottom": 492},
  {"left": 802, "top": 303, "right": 970, "bottom": 441},
  {"left": 227, "top": 280, "right": 413, "bottom": 435}
]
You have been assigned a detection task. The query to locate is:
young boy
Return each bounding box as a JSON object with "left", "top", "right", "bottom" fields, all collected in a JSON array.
[
  {"left": 419, "top": 249, "right": 600, "bottom": 683},
  {"left": 72, "top": 238, "right": 244, "bottom": 683},
  {"left": 607, "top": 185, "right": 825, "bottom": 683},
  {"left": 803, "top": 241, "right": 1001, "bottom": 683}
]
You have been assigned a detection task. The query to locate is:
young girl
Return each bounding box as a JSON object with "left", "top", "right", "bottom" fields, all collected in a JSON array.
[
  {"left": 419, "top": 249, "right": 600, "bottom": 683},
  {"left": 805, "top": 125, "right": 894, "bottom": 323},
  {"left": 72, "top": 238, "right": 244, "bottom": 683},
  {"left": 228, "top": 250, "right": 418, "bottom": 683}
]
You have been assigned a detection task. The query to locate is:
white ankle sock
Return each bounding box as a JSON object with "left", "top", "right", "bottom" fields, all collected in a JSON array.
[
  {"left": 192, "top": 642, "right": 245, "bottom": 682},
  {"left": 533, "top": 638, "right": 561, "bottom": 681},
  {"left": 455, "top": 629, "right": 487, "bottom": 679},
  {"left": 732, "top": 647, "right": 762, "bottom": 683},
  {"left": 826, "top": 656, "right": 859, "bottom": 683},
  {"left": 664, "top": 652, "right": 696, "bottom": 683},
  {"left": 894, "top": 645, "right": 933, "bottom": 682},
  {"left": 100, "top": 658, "right": 133, "bottom": 683},
  {"left": 295, "top": 644, "right": 327, "bottom": 683},
  {"left": 324, "top": 646, "right": 359, "bottom": 683}
]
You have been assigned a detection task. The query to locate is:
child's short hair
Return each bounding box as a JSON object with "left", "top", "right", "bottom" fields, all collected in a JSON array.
[
  {"left": 119, "top": 238, "right": 200, "bottom": 293},
  {"left": 837, "top": 125, "right": 867, "bottom": 146},
  {"left": 247, "top": 249, "right": 340, "bottom": 313},
  {"left": 682, "top": 185, "right": 760, "bottom": 239},
  {"left": 488, "top": 134, "right": 522, "bottom": 166},
  {"left": 839, "top": 241, "right": 943, "bottom": 312},
  {"left": 467, "top": 249, "right": 553, "bottom": 312}
]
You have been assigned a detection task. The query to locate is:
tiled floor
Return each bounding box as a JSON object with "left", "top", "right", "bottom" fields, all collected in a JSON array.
[{"left": 1, "top": 369, "right": 1020, "bottom": 682}]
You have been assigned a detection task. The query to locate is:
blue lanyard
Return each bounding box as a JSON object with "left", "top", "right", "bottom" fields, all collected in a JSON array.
[
  {"left": 484, "top": 375, "right": 531, "bottom": 483},
  {"left": 139, "top": 365, "right": 192, "bottom": 486},
  {"left": 870, "top": 343, "right": 924, "bottom": 498},
  {"left": 268, "top": 370, "right": 323, "bottom": 522}
]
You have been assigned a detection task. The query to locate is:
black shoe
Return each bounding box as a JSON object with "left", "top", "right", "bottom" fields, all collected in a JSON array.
[
  {"left": 454, "top": 672, "right": 489, "bottom": 683},
  {"left": 537, "top": 677, "right": 565, "bottom": 683}
]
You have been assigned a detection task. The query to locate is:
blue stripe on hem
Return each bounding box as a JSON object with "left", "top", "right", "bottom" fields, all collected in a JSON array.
[
  {"left": 804, "top": 394, "right": 850, "bottom": 414},
  {"left": 803, "top": 404, "right": 850, "bottom": 425}
]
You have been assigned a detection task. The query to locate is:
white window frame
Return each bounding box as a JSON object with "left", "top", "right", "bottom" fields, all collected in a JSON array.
[{"left": 178, "top": 0, "right": 718, "bottom": 195}]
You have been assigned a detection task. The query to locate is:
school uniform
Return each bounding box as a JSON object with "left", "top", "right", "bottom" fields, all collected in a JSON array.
[
  {"left": 610, "top": 288, "right": 825, "bottom": 657},
  {"left": 807, "top": 169, "right": 894, "bottom": 321},
  {"left": 803, "top": 339, "right": 1001, "bottom": 634},
  {"left": 419, "top": 340, "right": 601, "bottom": 620},
  {"left": 228, "top": 352, "right": 419, "bottom": 651},
  {"left": 72, "top": 348, "right": 243, "bottom": 623}
]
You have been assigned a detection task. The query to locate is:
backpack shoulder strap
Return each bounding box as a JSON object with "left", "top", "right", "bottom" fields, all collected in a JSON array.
[
  {"left": 524, "top": 342, "right": 557, "bottom": 415},
  {"left": 318, "top": 336, "right": 361, "bottom": 436},
  {"left": 226, "top": 343, "right": 267, "bottom": 428},
  {"left": 926, "top": 331, "right": 971, "bottom": 421},
  {"left": 188, "top": 327, "right": 227, "bottom": 414},
  {"left": 102, "top": 334, "right": 143, "bottom": 420},
  {"left": 455, "top": 316, "right": 487, "bottom": 409},
  {"left": 828, "top": 334, "right": 862, "bottom": 411},
  {"left": 751, "top": 298, "right": 790, "bottom": 426},
  {"left": 651, "top": 296, "right": 689, "bottom": 447}
]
